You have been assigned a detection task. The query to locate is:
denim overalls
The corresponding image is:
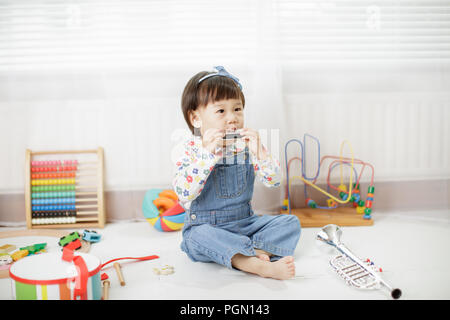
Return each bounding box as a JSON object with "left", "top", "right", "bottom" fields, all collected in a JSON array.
[{"left": 180, "top": 149, "right": 301, "bottom": 270}]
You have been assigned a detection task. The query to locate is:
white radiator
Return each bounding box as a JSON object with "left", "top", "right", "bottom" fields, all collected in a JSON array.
[
  {"left": 282, "top": 95, "right": 450, "bottom": 184},
  {"left": 0, "top": 93, "right": 449, "bottom": 193}
]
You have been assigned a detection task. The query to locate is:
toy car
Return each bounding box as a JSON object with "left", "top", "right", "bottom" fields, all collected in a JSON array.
[
  {"left": 65, "top": 239, "right": 82, "bottom": 251},
  {"left": 82, "top": 230, "right": 101, "bottom": 243},
  {"left": 58, "top": 231, "right": 81, "bottom": 247}
]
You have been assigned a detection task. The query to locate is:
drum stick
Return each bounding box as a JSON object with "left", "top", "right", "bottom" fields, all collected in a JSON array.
[
  {"left": 113, "top": 262, "right": 125, "bottom": 286},
  {"left": 102, "top": 280, "right": 110, "bottom": 300}
]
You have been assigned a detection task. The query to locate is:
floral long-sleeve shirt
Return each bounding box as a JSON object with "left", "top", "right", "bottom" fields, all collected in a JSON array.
[{"left": 172, "top": 135, "right": 281, "bottom": 210}]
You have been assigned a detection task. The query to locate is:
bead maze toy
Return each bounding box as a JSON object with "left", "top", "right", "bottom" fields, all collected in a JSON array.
[
  {"left": 142, "top": 189, "right": 186, "bottom": 231},
  {"left": 25, "top": 148, "right": 106, "bottom": 229},
  {"left": 281, "top": 134, "right": 375, "bottom": 227}
]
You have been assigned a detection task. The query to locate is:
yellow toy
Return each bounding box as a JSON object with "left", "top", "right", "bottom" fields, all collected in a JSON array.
[{"left": 11, "top": 250, "right": 29, "bottom": 261}]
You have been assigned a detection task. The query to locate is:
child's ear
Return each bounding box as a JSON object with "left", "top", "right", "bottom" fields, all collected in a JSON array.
[{"left": 189, "top": 110, "right": 202, "bottom": 128}]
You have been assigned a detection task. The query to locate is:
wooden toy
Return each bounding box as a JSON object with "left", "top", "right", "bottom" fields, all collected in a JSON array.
[
  {"left": 9, "top": 252, "right": 102, "bottom": 300},
  {"left": 102, "top": 280, "right": 110, "bottom": 300},
  {"left": 58, "top": 231, "right": 81, "bottom": 247},
  {"left": 282, "top": 134, "right": 375, "bottom": 227},
  {"left": 0, "top": 244, "right": 16, "bottom": 254},
  {"left": 64, "top": 239, "right": 82, "bottom": 251},
  {"left": 11, "top": 250, "right": 29, "bottom": 261},
  {"left": 19, "top": 243, "right": 47, "bottom": 255},
  {"left": 113, "top": 262, "right": 125, "bottom": 286},
  {"left": 25, "top": 148, "right": 106, "bottom": 229},
  {"left": 142, "top": 189, "right": 185, "bottom": 231}
]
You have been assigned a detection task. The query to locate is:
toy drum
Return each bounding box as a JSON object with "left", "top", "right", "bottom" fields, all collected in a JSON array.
[{"left": 9, "top": 252, "right": 102, "bottom": 300}]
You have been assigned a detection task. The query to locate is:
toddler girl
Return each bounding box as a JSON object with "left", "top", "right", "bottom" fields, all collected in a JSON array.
[{"left": 173, "top": 66, "right": 301, "bottom": 280}]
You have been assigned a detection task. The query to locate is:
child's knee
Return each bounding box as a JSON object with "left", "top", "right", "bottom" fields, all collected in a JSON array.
[
  {"left": 280, "top": 214, "right": 301, "bottom": 235},
  {"left": 281, "top": 214, "right": 300, "bottom": 227}
]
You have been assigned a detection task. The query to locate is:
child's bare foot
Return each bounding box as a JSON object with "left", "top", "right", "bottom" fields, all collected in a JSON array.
[
  {"left": 231, "top": 254, "right": 295, "bottom": 280},
  {"left": 256, "top": 254, "right": 270, "bottom": 262},
  {"left": 254, "top": 249, "right": 271, "bottom": 262},
  {"left": 258, "top": 256, "right": 295, "bottom": 280}
]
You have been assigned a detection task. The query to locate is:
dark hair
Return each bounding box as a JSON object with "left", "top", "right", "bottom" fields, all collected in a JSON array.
[{"left": 181, "top": 71, "right": 245, "bottom": 133}]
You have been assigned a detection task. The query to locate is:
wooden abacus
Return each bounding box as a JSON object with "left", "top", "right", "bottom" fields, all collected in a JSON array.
[{"left": 24, "top": 148, "right": 106, "bottom": 229}]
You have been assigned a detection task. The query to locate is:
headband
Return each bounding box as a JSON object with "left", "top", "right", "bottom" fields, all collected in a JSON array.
[{"left": 197, "top": 66, "right": 242, "bottom": 90}]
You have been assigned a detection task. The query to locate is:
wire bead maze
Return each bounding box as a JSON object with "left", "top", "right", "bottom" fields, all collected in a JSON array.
[
  {"left": 282, "top": 134, "right": 375, "bottom": 226},
  {"left": 25, "top": 148, "right": 106, "bottom": 229}
]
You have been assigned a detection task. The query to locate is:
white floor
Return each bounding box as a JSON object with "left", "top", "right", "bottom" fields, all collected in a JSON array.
[{"left": 1, "top": 209, "right": 449, "bottom": 300}]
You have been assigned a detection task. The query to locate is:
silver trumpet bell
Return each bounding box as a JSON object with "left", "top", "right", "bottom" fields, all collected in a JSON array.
[
  {"left": 317, "top": 224, "right": 343, "bottom": 247},
  {"left": 316, "top": 224, "right": 402, "bottom": 300}
]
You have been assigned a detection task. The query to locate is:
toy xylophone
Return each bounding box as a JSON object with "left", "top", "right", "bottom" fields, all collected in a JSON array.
[{"left": 25, "top": 148, "right": 106, "bottom": 229}]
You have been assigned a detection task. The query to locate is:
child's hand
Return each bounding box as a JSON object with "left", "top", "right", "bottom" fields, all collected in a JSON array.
[
  {"left": 240, "top": 128, "right": 268, "bottom": 161},
  {"left": 202, "top": 128, "right": 225, "bottom": 155}
]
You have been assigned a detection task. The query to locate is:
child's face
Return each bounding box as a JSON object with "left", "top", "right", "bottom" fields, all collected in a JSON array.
[{"left": 192, "top": 98, "right": 244, "bottom": 136}]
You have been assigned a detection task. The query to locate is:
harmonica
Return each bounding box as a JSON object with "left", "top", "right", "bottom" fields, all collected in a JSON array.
[{"left": 223, "top": 132, "right": 243, "bottom": 140}]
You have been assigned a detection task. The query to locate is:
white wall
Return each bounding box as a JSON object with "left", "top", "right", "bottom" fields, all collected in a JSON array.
[
  {"left": 0, "top": 61, "right": 449, "bottom": 195},
  {"left": 0, "top": 0, "right": 449, "bottom": 196}
]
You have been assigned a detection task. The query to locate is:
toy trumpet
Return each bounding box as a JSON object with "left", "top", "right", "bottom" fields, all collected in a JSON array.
[{"left": 316, "top": 224, "right": 402, "bottom": 300}]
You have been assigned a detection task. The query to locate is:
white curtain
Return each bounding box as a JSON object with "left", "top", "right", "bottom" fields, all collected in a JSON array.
[{"left": 0, "top": 0, "right": 449, "bottom": 215}]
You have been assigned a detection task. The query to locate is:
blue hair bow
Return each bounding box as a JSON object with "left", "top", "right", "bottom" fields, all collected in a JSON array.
[{"left": 198, "top": 66, "right": 242, "bottom": 90}]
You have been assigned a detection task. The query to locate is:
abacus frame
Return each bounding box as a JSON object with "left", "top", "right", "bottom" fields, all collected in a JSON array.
[{"left": 25, "top": 148, "right": 106, "bottom": 229}]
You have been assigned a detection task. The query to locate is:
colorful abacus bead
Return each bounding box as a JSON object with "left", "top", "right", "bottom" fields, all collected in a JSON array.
[
  {"left": 63, "top": 160, "right": 78, "bottom": 166},
  {"left": 32, "top": 204, "right": 76, "bottom": 212},
  {"left": 32, "top": 185, "right": 75, "bottom": 192},
  {"left": 32, "top": 217, "right": 77, "bottom": 225},
  {"left": 31, "top": 172, "right": 76, "bottom": 179},
  {"left": 31, "top": 178, "right": 76, "bottom": 186},
  {"left": 31, "top": 160, "right": 61, "bottom": 166},
  {"left": 31, "top": 191, "right": 76, "bottom": 199},
  {"left": 31, "top": 198, "right": 76, "bottom": 205},
  {"left": 31, "top": 165, "right": 77, "bottom": 173}
]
